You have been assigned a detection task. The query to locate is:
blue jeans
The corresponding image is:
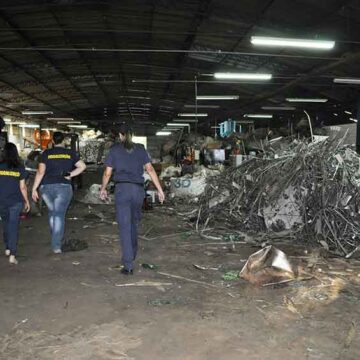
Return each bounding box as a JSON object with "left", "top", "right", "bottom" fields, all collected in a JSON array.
[
  {"left": 115, "top": 183, "right": 145, "bottom": 270},
  {"left": 0, "top": 202, "right": 23, "bottom": 256},
  {"left": 41, "top": 184, "right": 73, "bottom": 251}
]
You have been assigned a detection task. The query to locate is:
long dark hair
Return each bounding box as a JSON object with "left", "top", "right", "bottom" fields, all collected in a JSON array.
[
  {"left": 3, "top": 142, "right": 21, "bottom": 168},
  {"left": 121, "top": 132, "right": 134, "bottom": 151}
]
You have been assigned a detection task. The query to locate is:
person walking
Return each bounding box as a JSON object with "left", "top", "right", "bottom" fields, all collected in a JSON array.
[
  {"left": 0, "top": 142, "right": 30, "bottom": 264},
  {"left": 100, "top": 124, "right": 165, "bottom": 275},
  {"left": 32, "top": 132, "right": 86, "bottom": 253}
]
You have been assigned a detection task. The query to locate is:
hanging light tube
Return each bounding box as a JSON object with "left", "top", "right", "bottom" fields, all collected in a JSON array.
[
  {"left": 334, "top": 78, "right": 360, "bottom": 84},
  {"left": 214, "top": 73, "right": 272, "bottom": 80},
  {"left": 251, "top": 36, "right": 335, "bottom": 50},
  {"left": 22, "top": 110, "right": 54, "bottom": 115},
  {"left": 156, "top": 131, "right": 172, "bottom": 136},
  {"left": 286, "top": 98, "right": 328, "bottom": 103},
  {"left": 244, "top": 114, "right": 273, "bottom": 118},
  {"left": 67, "top": 125, "right": 88, "bottom": 128},
  {"left": 167, "top": 123, "right": 190, "bottom": 127},
  {"left": 178, "top": 113, "right": 208, "bottom": 117},
  {"left": 196, "top": 95, "right": 239, "bottom": 100}
]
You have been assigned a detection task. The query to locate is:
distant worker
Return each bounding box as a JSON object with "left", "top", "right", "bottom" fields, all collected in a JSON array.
[
  {"left": 100, "top": 124, "right": 165, "bottom": 275},
  {"left": 0, "top": 143, "right": 30, "bottom": 264},
  {"left": 32, "top": 131, "right": 86, "bottom": 253}
]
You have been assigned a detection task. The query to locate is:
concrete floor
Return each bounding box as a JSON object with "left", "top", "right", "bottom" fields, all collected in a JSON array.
[{"left": 0, "top": 190, "right": 360, "bottom": 359}]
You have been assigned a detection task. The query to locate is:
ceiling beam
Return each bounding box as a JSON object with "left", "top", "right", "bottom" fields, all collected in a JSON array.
[
  {"left": 151, "top": 0, "right": 213, "bottom": 125},
  {"left": 0, "top": 10, "right": 96, "bottom": 109}
]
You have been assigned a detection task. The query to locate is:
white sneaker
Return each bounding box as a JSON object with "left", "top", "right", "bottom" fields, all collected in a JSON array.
[
  {"left": 5, "top": 249, "right": 10, "bottom": 256},
  {"left": 9, "top": 255, "right": 18, "bottom": 265},
  {"left": 53, "top": 249, "right": 62, "bottom": 254}
]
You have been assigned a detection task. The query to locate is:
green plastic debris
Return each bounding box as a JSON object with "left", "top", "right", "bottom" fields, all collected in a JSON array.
[
  {"left": 141, "top": 263, "right": 158, "bottom": 270},
  {"left": 222, "top": 270, "right": 239, "bottom": 281},
  {"left": 148, "top": 299, "right": 181, "bottom": 306},
  {"left": 223, "top": 233, "right": 244, "bottom": 243}
]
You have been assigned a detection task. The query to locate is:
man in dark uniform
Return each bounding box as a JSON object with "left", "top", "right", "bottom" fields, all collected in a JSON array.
[{"left": 100, "top": 124, "right": 165, "bottom": 274}]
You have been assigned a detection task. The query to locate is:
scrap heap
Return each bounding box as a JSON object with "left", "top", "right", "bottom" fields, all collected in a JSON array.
[{"left": 198, "top": 137, "right": 360, "bottom": 257}]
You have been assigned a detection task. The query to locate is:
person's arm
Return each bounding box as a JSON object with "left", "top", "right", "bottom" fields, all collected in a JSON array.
[
  {"left": 65, "top": 160, "right": 86, "bottom": 180},
  {"left": 19, "top": 179, "right": 30, "bottom": 212},
  {"left": 100, "top": 166, "right": 113, "bottom": 200},
  {"left": 145, "top": 163, "right": 165, "bottom": 203},
  {"left": 32, "top": 163, "right": 46, "bottom": 202}
]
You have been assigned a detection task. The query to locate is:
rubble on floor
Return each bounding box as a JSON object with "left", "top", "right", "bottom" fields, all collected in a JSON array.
[
  {"left": 197, "top": 137, "right": 360, "bottom": 257},
  {"left": 80, "top": 184, "right": 114, "bottom": 204},
  {"left": 169, "top": 165, "right": 222, "bottom": 199}
]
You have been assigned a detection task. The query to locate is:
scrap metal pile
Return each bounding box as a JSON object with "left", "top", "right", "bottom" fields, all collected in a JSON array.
[{"left": 198, "top": 137, "right": 360, "bottom": 257}]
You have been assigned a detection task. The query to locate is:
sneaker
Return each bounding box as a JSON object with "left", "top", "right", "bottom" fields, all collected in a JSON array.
[
  {"left": 9, "top": 255, "right": 18, "bottom": 265},
  {"left": 5, "top": 249, "right": 10, "bottom": 256},
  {"left": 53, "top": 249, "right": 62, "bottom": 254}
]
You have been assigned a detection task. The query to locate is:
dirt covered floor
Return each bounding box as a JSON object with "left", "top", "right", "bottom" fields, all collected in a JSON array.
[{"left": 1, "top": 181, "right": 360, "bottom": 359}]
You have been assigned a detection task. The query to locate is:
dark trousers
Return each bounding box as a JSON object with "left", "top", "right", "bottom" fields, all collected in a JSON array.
[
  {"left": 115, "top": 183, "right": 144, "bottom": 270},
  {"left": 0, "top": 202, "right": 23, "bottom": 255}
]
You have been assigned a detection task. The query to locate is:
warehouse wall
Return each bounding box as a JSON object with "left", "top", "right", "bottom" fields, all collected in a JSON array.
[{"left": 322, "top": 123, "right": 356, "bottom": 145}]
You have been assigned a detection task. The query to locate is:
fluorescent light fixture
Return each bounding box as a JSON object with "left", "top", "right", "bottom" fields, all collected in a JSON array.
[
  {"left": 333, "top": 113, "right": 338, "bottom": 116},
  {"left": 167, "top": 123, "right": 190, "bottom": 127},
  {"left": 286, "top": 98, "right": 328, "bottom": 103},
  {"left": 345, "top": 111, "right": 352, "bottom": 115},
  {"left": 47, "top": 117, "right": 74, "bottom": 121},
  {"left": 350, "top": 118, "right": 358, "bottom": 123},
  {"left": 244, "top": 114, "right": 273, "bottom": 119},
  {"left": 184, "top": 104, "right": 220, "bottom": 109},
  {"left": 43, "top": 128, "right": 58, "bottom": 131},
  {"left": 261, "top": 106, "right": 296, "bottom": 111},
  {"left": 178, "top": 113, "right": 208, "bottom": 117},
  {"left": 67, "top": 125, "right": 88, "bottom": 128},
  {"left": 156, "top": 131, "right": 171, "bottom": 136},
  {"left": 251, "top": 36, "right": 335, "bottom": 50},
  {"left": 333, "top": 78, "right": 360, "bottom": 84},
  {"left": 57, "top": 121, "right": 81, "bottom": 124},
  {"left": 22, "top": 110, "right": 54, "bottom": 115},
  {"left": 214, "top": 73, "right": 272, "bottom": 80},
  {"left": 3, "top": 117, "right": 11, "bottom": 122},
  {"left": 196, "top": 95, "right": 239, "bottom": 100},
  {"left": 19, "top": 124, "right": 39, "bottom": 128}
]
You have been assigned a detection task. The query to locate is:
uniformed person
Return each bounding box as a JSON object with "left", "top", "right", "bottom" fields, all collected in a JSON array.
[
  {"left": 100, "top": 124, "right": 165, "bottom": 275},
  {"left": 32, "top": 131, "right": 86, "bottom": 253},
  {"left": 0, "top": 142, "right": 30, "bottom": 264}
]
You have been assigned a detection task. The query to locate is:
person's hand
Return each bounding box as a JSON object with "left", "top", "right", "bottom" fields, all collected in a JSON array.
[
  {"left": 24, "top": 201, "right": 31, "bottom": 213},
  {"left": 99, "top": 188, "right": 108, "bottom": 201},
  {"left": 32, "top": 189, "right": 39, "bottom": 202},
  {"left": 158, "top": 189, "right": 165, "bottom": 204}
]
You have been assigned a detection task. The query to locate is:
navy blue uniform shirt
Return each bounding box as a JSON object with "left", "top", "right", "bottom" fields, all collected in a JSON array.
[
  {"left": 0, "top": 162, "right": 27, "bottom": 207},
  {"left": 40, "top": 147, "right": 80, "bottom": 185},
  {"left": 104, "top": 143, "right": 151, "bottom": 184}
]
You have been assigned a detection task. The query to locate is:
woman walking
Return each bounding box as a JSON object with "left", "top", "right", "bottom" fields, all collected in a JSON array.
[
  {"left": 32, "top": 132, "right": 86, "bottom": 253},
  {"left": 100, "top": 124, "right": 165, "bottom": 275},
  {"left": 0, "top": 142, "right": 30, "bottom": 264}
]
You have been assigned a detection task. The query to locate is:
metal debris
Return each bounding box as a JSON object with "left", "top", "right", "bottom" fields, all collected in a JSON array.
[{"left": 197, "top": 137, "right": 360, "bottom": 257}]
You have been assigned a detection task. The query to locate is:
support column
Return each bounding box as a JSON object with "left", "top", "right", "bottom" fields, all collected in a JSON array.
[{"left": 357, "top": 102, "right": 360, "bottom": 154}]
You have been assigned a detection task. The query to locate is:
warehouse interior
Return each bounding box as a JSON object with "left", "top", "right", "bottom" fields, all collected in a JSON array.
[{"left": 1, "top": 1, "right": 360, "bottom": 359}]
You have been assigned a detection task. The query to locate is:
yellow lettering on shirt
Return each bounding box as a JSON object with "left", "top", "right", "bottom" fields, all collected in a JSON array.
[
  {"left": 0, "top": 170, "right": 20, "bottom": 177},
  {"left": 48, "top": 154, "right": 71, "bottom": 160}
]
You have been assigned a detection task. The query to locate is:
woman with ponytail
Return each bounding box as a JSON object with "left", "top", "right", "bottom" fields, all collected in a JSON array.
[{"left": 100, "top": 124, "right": 165, "bottom": 275}]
